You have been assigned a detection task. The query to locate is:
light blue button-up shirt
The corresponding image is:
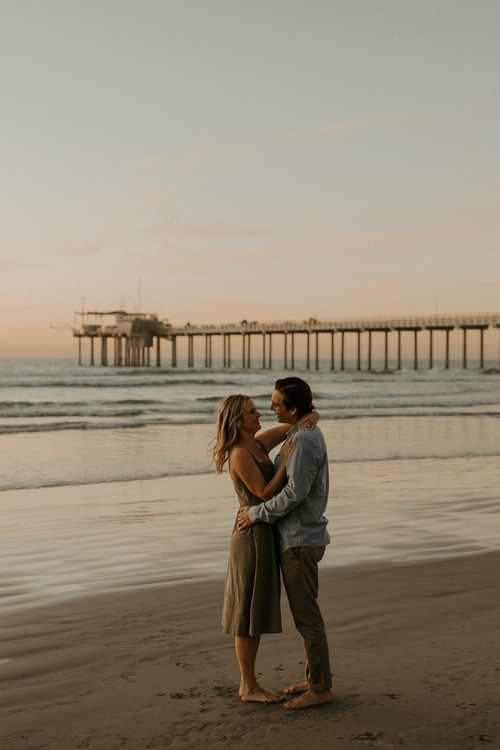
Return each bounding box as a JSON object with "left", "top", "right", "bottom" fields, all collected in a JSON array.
[{"left": 249, "top": 423, "right": 331, "bottom": 553}]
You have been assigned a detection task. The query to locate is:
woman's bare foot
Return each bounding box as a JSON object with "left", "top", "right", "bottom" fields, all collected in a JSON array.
[
  {"left": 284, "top": 681, "right": 308, "bottom": 695},
  {"left": 240, "top": 685, "right": 284, "bottom": 703},
  {"left": 284, "top": 688, "right": 333, "bottom": 709}
]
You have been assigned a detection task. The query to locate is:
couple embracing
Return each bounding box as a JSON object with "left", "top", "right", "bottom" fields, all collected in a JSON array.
[{"left": 213, "top": 377, "right": 332, "bottom": 709}]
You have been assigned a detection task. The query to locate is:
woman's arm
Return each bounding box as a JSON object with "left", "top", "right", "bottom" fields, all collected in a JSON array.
[
  {"left": 230, "top": 440, "right": 292, "bottom": 501},
  {"left": 257, "top": 411, "right": 320, "bottom": 453},
  {"left": 256, "top": 424, "right": 290, "bottom": 453}
]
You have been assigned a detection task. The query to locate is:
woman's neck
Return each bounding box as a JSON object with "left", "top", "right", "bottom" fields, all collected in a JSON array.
[{"left": 237, "top": 431, "right": 258, "bottom": 449}]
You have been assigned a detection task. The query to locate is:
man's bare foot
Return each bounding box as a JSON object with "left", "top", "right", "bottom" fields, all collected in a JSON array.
[
  {"left": 284, "top": 681, "right": 308, "bottom": 695},
  {"left": 240, "top": 685, "right": 284, "bottom": 703},
  {"left": 284, "top": 688, "right": 333, "bottom": 709}
]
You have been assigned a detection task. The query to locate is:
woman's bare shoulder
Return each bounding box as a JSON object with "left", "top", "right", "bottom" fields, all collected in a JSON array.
[{"left": 229, "top": 445, "right": 251, "bottom": 463}]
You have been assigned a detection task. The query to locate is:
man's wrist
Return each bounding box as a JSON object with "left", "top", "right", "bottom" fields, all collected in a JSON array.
[{"left": 249, "top": 505, "right": 259, "bottom": 523}]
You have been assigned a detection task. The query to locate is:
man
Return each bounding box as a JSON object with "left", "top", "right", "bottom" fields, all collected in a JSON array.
[{"left": 237, "top": 376, "right": 333, "bottom": 709}]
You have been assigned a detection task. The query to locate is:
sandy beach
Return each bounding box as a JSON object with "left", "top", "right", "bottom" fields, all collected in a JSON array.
[
  {"left": 1, "top": 549, "right": 498, "bottom": 750},
  {"left": 2, "top": 363, "right": 499, "bottom": 748}
]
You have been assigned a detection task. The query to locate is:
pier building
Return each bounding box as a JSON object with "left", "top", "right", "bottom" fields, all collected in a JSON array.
[
  {"left": 73, "top": 311, "right": 172, "bottom": 367},
  {"left": 72, "top": 310, "right": 500, "bottom": 371}
]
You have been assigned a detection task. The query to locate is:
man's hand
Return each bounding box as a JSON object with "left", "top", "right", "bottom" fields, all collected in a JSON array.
[{"left": 237, "top": 505, "right": 253, "bottom": 531}]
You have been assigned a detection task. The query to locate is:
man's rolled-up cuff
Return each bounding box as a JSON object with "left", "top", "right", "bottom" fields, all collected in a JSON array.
[{"left": 248, "top": 505, "right": 260, "bottom": 523}]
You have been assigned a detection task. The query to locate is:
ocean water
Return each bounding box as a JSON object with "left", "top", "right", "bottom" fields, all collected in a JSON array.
[
  {"left": 1, "top": 357, "right": 500, "bottom": 491},
  {"left": 1, "top": 357, "right": 499, "bottom": 610}
]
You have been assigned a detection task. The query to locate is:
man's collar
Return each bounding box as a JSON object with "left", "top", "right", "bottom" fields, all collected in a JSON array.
[{"left": 287, "top": 423, "right": 299, "bottom": 437}]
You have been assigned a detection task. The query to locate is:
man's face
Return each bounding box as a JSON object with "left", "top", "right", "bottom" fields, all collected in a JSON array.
[{"left": 270, "top": 389, "right": 296, "bottom": 424}]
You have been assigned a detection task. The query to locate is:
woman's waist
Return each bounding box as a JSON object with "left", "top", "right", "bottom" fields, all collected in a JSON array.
[{"left": 237, "top": 497, "right": 262, "bottom": 508}]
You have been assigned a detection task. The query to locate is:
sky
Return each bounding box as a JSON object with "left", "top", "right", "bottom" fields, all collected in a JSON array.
[{"left": 2, "top": 0, "right": 500, "bottom": 357}]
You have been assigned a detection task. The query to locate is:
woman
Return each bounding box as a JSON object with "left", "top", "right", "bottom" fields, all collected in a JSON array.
[{"left": 213, "top": 394, "right": 318, "bottom": 703}]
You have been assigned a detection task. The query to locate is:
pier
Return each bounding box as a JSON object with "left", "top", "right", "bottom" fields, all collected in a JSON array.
[{"left": 72, "top": 311, "right": 500, "bottom": 371}]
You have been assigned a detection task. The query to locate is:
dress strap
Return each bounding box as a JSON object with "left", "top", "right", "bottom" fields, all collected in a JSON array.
[
  {"left": 244, "top": 441, "right": 270, "bottom": 465},
  {"left": 255, "top": 439, "right": 269, "bottom": 456}
]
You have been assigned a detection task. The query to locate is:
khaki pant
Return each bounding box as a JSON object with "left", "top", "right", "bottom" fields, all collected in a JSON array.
[{"left": 280, "top": 546, "right": 332, "bottom": 691}]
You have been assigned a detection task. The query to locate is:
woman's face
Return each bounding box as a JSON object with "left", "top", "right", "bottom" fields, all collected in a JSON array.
[{"left": 239, "top": 399, "right": 261, "bottom": 435}]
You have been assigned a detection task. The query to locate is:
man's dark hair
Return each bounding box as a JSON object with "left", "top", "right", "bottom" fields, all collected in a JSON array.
[{"left": 274, "top": 377, "right": 315, "bottom": 419}]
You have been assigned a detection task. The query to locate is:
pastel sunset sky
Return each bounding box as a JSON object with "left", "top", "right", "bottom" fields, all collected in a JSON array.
[{"left": 2, "top": 0, "right": 500, "bottom": 356}]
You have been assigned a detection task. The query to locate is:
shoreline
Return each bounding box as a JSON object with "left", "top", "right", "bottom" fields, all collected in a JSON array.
[
  {"left": 1, "top": 551, "right": 498, "bottom": 749},
  {"left": 3, "top": 457, "right": 500, "bottom": 614}
]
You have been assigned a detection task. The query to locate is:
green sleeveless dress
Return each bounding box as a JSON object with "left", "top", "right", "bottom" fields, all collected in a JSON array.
[{"left": 221, "top": 445, "right": 282, "bottom": 636}]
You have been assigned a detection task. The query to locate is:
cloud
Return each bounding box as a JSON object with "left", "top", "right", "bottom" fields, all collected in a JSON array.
[
  {"left": 131, "top": 108, "right": 460, "bottom": 179},
  {"left": 153, "top": 222, "right": 269, "bottom": 243},
  {"left": 0, "top": 236, "right": 111, "bottom": 274},
  {"left": 0, "top": 258, "right": 49, "bottom": 272},
  {"left": 361, "top": 282, "right": 395, "bottom": 294},
  {"left": 130, "top": 144, "right": 219, "bottom": 172},
  {"left": 146, "top": 186, "right": 176, "bottom": 205},
  {"left": 236, "top": 109, "right": 453, "bottom": 152},
  {"left": 50, "top": 239, "right": 109, "bottom": 259},
  {"left": 329, "top": 212, "right": 500, "bottom": 254},
  {"left": 305, "top": 108, "right": 463, "bottom": 138}
]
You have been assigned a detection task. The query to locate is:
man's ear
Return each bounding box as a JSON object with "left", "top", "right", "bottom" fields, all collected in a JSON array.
[{"left": 289, "top": 406, "right": 298, "bottom": 418}]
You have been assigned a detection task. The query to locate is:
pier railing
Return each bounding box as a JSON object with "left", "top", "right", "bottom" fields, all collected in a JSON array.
[{"left": 167, "top": 313, "right": 500, "bottom": 335}]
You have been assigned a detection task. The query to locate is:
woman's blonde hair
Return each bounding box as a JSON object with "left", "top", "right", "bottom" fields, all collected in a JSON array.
[{"left": 213, "top": 394, "right": 249, "bottom": 474}]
